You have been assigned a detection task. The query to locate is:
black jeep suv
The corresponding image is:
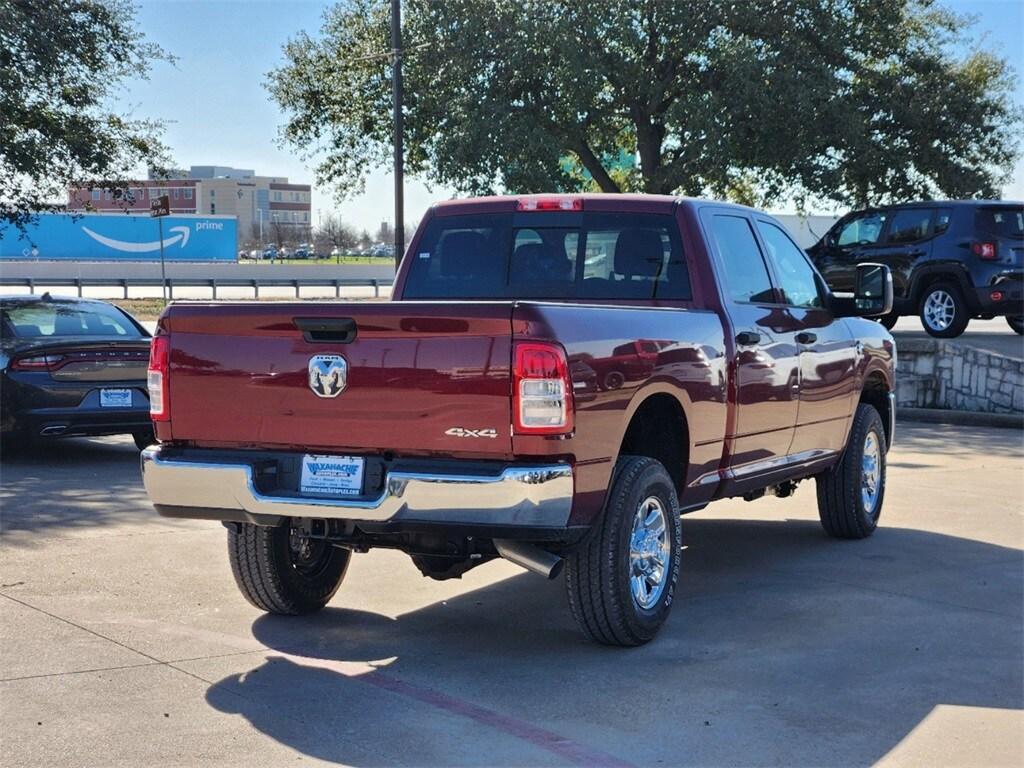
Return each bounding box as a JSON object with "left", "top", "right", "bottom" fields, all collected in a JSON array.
[{"left": 808, "top": 200, "right": 1023, "bottom": 337}]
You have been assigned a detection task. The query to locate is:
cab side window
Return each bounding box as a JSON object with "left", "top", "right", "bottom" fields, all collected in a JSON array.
[
  {"left": 710, "top": 215, "right": 775, "bottom": 304},
  {"left": 836, "top": 212, "right": 887, "bottom": 247},
  {"left": 756, "top": 221, "right": 823, "bottom": 308}
]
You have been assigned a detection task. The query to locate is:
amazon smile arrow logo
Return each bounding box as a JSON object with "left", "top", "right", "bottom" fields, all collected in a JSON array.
[{"left": 81, "top": 225, "right": 191, "bottom": 253}]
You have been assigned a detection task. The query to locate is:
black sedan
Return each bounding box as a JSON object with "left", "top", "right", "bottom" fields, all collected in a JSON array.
[{"left": 1, "top": 294, "right": 154, "bottom": 449}]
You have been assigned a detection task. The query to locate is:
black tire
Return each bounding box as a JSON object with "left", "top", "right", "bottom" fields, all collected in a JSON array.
[
  {"left": 565, "top": 456, "right": 682, "bottom": 646},
  {"left": 874, "top": 312, "right": 899, "bottom": 331},
  {"left": 227, "top": 522, "right": 351, "bottom": 614},
  {"left": 919, "top": 281, "right": 970, "bottom": 338},
  {"left": 816, "top": 404, "right": 886, "bottom": 539},
  {"left": 1007, "top": 316, "right": 1024, "bottom": 335},
  {"left": 132, "top": 429, "right": 155, "bottom": 451}
]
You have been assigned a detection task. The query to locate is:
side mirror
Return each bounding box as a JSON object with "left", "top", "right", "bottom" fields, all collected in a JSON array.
[{"left": 830, "top": 263, "right": 894, "bottom": 318}]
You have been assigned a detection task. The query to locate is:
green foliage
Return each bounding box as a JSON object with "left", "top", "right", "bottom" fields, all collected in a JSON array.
[
  {"left": 0, "top": 0, "right": 170, "bottom": 231},
  {"left": 268, "top": 0, "right": 1021, "bottom": 208}
]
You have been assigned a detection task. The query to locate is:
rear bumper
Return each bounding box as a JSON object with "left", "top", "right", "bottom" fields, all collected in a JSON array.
[
  {"left": 972, "top": 273, "right": 1023, "bottom": 316},
  {"left": 141, "top": 446, "right": 574, "bottom": 528},
  {"left": 11, "top": 406, "right": 151, "bottom": 438}
]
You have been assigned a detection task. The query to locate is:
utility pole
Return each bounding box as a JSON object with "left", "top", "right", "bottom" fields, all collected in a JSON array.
[{"left": 391, "top": 0, "right": 404, "bottom": 269}]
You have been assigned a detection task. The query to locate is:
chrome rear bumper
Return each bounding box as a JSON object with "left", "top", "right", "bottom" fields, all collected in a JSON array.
[{"left": 140, "top": 446, "right": 573, "bottom": 528}]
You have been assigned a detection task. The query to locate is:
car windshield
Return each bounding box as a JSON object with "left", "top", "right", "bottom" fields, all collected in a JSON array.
[
  {"left": 1, "top": 301, "right": 143, "bottom": 339},
  {"left": 976, "top": 206, "right": 1024, "bottom": 238}
]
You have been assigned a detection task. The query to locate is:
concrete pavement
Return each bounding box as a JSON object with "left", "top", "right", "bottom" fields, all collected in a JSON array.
[{"left": 1, "top": 423, "right": 1021, "bottom": 767}]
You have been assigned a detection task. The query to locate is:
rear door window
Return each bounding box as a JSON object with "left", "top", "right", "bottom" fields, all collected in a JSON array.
[
  {"left": 976, "top": 206, "right": 1024, "bottom": 238},
  {"left": 886, "top": 209, "right": 933, "bottom": 244},
  {"left": 403, "top": 212, "right": 690, "bottom": 301},
  {"left": 708, "top": 215, "right": 776, "bottom": 304}
]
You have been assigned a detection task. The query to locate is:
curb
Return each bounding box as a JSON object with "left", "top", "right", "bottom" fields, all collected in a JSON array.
[{"left": 897, "top": 407, "right": 1023, "bottom": 430}]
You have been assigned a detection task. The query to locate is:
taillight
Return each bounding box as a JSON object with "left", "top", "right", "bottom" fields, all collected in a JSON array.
[
  {"left": 971, "top": 241, "right": 998, "bottom": 260},
  {"left": 513, "top": 342, "right": 573, "bottom": 435},
  {"left": 148, "top": 335, "right": 170, "bottom": 421},
  {"left": 516, "top": 197, "right": 583, "bottom": 212},
  {"left": 11, "top": 355, "right": 63, "bottom": 371}
]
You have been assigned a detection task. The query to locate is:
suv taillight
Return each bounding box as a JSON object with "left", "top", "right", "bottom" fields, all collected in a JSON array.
[
  {"left": 148, "top": 335, "right": 170, "bottom": 421},
  {"left": 513, "top": 342, "right": 573, "bottom": 435},
  {"left": 971, "top": 241, "right": 998, "bottom": 260}
]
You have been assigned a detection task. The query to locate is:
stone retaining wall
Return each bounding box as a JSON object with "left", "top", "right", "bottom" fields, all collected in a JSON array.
[{"left": 896, "top": 338, "right": 1023, "bottom": 414}]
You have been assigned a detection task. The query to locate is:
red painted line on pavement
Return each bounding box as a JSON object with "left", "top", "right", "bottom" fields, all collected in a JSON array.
[{"left": 359, "top": 670, "right": 636, "bottom": 768}]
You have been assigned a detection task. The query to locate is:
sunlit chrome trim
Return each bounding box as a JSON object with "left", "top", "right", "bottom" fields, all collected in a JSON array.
[{"left": 141, "top": 447, "right": 573, "bottom": 526}]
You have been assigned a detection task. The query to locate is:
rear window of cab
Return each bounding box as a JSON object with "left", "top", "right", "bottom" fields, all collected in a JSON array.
[{"left": 402, "top": 212, "right": 691, "bottom": 301}]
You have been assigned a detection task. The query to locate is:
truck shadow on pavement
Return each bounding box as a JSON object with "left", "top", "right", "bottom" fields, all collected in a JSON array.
[{"left": 205, "top": 518, "right": 1022, "bottom": 767}]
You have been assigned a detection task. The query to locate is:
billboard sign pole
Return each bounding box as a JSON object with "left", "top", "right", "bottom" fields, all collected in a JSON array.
[{"left": 150, "top": 195, "right": 170, "bottom": 301}]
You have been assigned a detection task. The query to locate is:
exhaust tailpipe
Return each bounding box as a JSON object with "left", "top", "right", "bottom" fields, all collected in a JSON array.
[
  {"left": 39, "top": 425, "right": 67, "bottom": 436},
  {"left": 494, "top": 540, "right": 563, "bottom": 580}
]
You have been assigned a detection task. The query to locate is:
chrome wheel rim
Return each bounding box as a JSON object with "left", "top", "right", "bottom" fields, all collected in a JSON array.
[
  {"left": 923, "top": 290, "right": 955, "bottom": 331},
  {"left": 861, "top": 431, "right": 881, "bottom": 515},
  {"left": 629, "top": 496, "right": 671, "bottom": 610}
]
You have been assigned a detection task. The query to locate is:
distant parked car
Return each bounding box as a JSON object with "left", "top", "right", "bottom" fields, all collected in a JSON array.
[
  {"left": 1, "top": 295, "right": 154, "bottom": 449},
  {"left": 262, "top": 247, "right": 278, "bottom": 261},
  {"left": 808, "top": 200, "right": 1023, "bottom": 337},
  {"left": 249, "top": 248, "right": 263, "bottom": 260},
  {"left": 293, "top": 246, "right": 311, "bottom": 260}
]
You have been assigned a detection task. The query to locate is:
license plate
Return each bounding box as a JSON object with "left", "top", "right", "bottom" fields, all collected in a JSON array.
[
  {"left": 100, "top": 388, "right": 133, "bottom": 408},
  {"left": 300, "top": 454, "right": 364, "bottom": 497}
]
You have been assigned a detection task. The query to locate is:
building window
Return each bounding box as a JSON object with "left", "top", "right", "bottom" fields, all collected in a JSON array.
[
  {"left": 173, "top": 188, "right": 179, "bottom": 199},
  {"left": 184, "top": 188, "right": 193, "bottom": 200},
  {"left": 303, "top": 211, "right": 309, "bottom": 222},
  {"left": 103, "top": 190, "right": 112, "bottom": 200},
  {"left": 273, "top": 191, "right": 282, "bottom": 202},
  {"left": 91, "top": 189, "right": 101, "bottom": 201},
  {"left": 210, "top": 203, "right": 216, "bottom": 214},
  {"left": 210, "top": 189, "right": 216, "bottom": 198},
  {"left": 148, "top": 187, "right": 160, "bottom": 198}
]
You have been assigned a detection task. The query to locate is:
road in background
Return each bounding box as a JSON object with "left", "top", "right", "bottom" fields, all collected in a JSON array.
[
  {"left": 1, "top": 423, "right": 1021, "bottom": 767},
  {"left": 0, "top": 260, "right": 396, "bottom": 300},
  {"left": 891, "top": 316, "right": 1023, "bottom": 360}
]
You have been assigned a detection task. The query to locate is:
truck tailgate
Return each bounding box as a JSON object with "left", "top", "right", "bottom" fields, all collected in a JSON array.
[{"left": 161, "top": 302, "right": 515, "bottom": 457}]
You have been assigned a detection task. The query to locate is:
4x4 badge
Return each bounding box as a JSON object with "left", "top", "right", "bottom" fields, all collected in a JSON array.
[{"left": 308, "top": 354, "right": 348, "bottom": 398}]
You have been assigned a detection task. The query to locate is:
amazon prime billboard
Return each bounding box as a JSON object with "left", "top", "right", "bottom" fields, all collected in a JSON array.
[{"left": 0, "top": 213, "right": 237, "bottom": 261}]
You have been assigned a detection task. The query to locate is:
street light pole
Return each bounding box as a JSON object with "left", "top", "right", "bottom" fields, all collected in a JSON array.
[{"left": 391, "top": 0, "right": 404, "bottom": 269}]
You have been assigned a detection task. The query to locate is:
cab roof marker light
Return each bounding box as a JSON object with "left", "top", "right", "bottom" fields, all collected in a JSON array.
[{"left": 517, "top": 197, "right": 583, "bottom": 212}]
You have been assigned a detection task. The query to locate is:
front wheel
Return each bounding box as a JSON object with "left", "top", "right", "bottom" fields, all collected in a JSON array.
[
  {"left": 565, "top": 456, "right": 682, "bottom": 646},
  {"left": 920, "top": 281, "right": 970, "bottom": 338},
  {"left": 815, "top": 404, "right": 886, "bottom": 539},
  {"left": 228, "top": 522, "right": 351, "bottom": 614},
  {"left": 1007, "top": 316, "right": 1024, "bottom": 335}
]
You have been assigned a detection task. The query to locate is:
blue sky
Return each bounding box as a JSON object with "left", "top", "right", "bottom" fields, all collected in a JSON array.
[{"left": 123, "top": 0, "right": 1024, "bottom": 231}]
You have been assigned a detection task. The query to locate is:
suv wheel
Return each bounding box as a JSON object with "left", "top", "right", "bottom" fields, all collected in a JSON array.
[
  {"left": 920, "top": 281, "right": 970, "bottom": 338},
  {"left": 565, "top": 455, "right": 682, "bottom": 646},
  {"left": 228, "top": 522, "right": 351, "bottom": 614},
  {"left": 1007, "top": 316, "right": 1024, "bottom": 335},
  {"left": 815, "top": 403, "right": 886, "bottom": 539}
]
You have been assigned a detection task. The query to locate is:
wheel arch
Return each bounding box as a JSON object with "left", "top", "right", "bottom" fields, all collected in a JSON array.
[
  {"left": 909, "top": 264, "right": 977, "bottom": 312},
  {"left": 859, "top": 368, "right": 893, "bottom": 449},
  {"left": 614, "top": 387, "right": 691, "bottom": 499}
]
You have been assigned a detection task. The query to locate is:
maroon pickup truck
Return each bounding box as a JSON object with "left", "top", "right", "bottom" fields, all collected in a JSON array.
[{"left": 141, "top": 195, "right": 896, "bottom": 646}]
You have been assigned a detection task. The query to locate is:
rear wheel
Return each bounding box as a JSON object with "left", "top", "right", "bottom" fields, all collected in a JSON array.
[
  {"left": 1007, "top": 316, "right": 1024, "bottom": 335},
  {"left": 228, "top": 522, "right": 351, "bottom": 614},
  {"left": 132, "top": 429, "right": 155, "bottom": 450},
  {"left": 565, "top": 456, "right": 682, "bottom": 646},
  {"left": 920, "top": 281, "right": 970, "bottom": 338},
  {"left": 816, "top": 404, "right": 886, "bottom": 539}
]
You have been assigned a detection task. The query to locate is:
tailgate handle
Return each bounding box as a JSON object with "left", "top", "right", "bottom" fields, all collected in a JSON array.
[{"left": 294, "top": 317, "right": 358, "bottom": 343}]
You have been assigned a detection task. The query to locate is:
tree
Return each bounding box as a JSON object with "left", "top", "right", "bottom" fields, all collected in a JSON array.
[
  {"left": 317, "top": 213, "right": 358, "bottom": 252},
  {"left": 267, "top": 0, "right": 1020, "bottom": 209},
  {"left": 0, "top": 0, "right": 171, "bottom": 231}
]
